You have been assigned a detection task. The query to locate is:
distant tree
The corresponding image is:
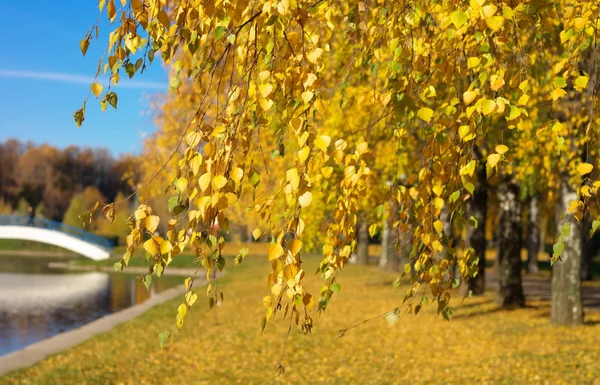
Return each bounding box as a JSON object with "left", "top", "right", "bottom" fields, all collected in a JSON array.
[
  {"left": 62, "top": 194, "right": 85, "bottom": 229},
  {"left": 63, "top": 186, "right": 107, "bottom": 232},
  {"left": 97, "top": 191, "right": 130, "bottom": 244},
  {"left": 14, "top": 198, "right": 30, "bottom": 216},
  {"left": 0, "top": 198, "right": 12, "bottom": 214}
]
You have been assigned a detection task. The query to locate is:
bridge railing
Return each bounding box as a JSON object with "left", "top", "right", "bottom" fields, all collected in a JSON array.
[{"left": 0, "top": 216, "right": 115, "bottom": 250}]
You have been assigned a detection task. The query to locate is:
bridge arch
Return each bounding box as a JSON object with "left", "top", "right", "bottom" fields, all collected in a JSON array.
[{"left": 0, "top": 216, "right": 113, "bottom": 260}]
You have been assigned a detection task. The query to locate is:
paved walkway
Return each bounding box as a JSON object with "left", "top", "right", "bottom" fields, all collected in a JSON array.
[{"left": 486, "top": 271, "right": 600, "bottom": 308}]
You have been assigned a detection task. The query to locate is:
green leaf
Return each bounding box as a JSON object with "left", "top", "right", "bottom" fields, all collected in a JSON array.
[
  {"left": 442, "top": 306, "right": 454, "bottom": 321},
  {"left": 216, "top": 256, "right": 226, "bottom": 272},
  {"left": 468, "top": 215, "right": 478, "bottom": 229},
  {"left": 376, "top": 204, "right": 384, "bottom": 218},
  {"left": 464, "top": 182, "right": 475, "bottom": 194},
  {"left": 553, "top": 76, "right": 567, "bottom": 89},
  {"left": 451, "top": 11, "right": 468, "bottom": 28},
  {"left": 215, "top": 26, "right": 226, "bottom": 40},
  {"left": 106, "top": 92, "right": 118, "bottom": 109},
  {"left": 449, "top": 190, "right": 460, "bottom": 203},
  {"left": 168, "top": 196, "right": 179, "bottom": 214},
  {"left": 331, "top": 283, "right": 342, "bottom": 293},
  {"left": 143, "top": 275, "right": 152, "bottom": 291},
  {"left": 561, "top": 224, "right": 571, "bottom": 238},
  {"left": 209, "top": 297, "right": 215, "bottom": 309},
  {"left": 73, "top": 106, "right": 85, "bottom": 128},
  {"left": 158, "top": 332, "right": 170, "bottom": 348},
  {"left": 591, "top": 220, "right": 600, "bottom": 236},
  {"left": 404, "top": 263, "right": 411, "bottom": 274},
  {"left": 113, "top": 261, "right": 122, "bottom": 271},
  {"left": 226, "top": 33, "right": 236, "bottom": 44},
  {"left": 169, "top": 77, "right": 182, "bottom": 90},
  {"left": 552, "top": 241, "right": 564, "bottom": 264}
]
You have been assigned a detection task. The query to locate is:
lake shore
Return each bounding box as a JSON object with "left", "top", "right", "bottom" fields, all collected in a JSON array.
[
  {"left": 48, "top": 261, "right": 203, "bottom": 277},
  {"left": 0, "top": 249, "right": 77, "bottom": 258},
  {"left": 0, "top": 284, "right": 185, "bottom": 376}
]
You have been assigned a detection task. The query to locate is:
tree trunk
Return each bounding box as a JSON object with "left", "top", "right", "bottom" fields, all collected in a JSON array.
[
  {"left": 526, "top": 195, "right": 540, "bottom": 274},
  {"left": 379, "top": 217, "right": 389, "bottom": 269},
  {"left": 581, "top": 213, "right": 593, "bottom": 281},
  {"left": 496, "top": 183, "right": 525, "bottom": 307},
  {"left": 551, "top": 178, "right": 583, "bottom": 325},
  {"left": 467, "top": 180, "right": 487, "bottom": 295},
  {"left": 357, "top": 222, "right": 369, "bottom": 265}
]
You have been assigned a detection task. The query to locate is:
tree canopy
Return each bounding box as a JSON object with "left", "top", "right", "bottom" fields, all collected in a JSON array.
[{"left": 79, "top": 0, "right": 600, "bottom": 336}]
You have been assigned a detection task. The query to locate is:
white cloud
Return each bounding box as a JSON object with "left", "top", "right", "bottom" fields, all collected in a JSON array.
[{"left": 0, "top": 69, "right": 166, "bottom": 90}]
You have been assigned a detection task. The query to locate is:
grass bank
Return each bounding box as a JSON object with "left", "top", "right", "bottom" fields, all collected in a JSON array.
[{"left": 3, "top": 254, "right": 600, "bottom": 384}]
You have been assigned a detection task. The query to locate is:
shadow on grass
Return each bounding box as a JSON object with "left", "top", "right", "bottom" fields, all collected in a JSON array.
[{"left": 453, "top": 302, "right": 541, "bottom": 320}]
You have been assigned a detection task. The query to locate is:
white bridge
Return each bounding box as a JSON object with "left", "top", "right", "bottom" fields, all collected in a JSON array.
[{"left": 0, "top": 216, "right": 113, "bottom": 260}]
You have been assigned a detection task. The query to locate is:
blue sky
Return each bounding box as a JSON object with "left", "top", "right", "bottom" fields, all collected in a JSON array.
[{"left": 0, "top": 1, "right": 168, "bottom": 155}]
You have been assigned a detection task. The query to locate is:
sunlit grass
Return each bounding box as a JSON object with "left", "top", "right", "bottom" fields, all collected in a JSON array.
[{"left": 3, "top": 253, "right": 600, "bottom": 384}]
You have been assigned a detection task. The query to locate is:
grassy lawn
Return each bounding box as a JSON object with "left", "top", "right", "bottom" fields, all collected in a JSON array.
[
  {"left": 3, "top": 254, "right": 600, "bottom": 384},
  {"left": 0, "top": 239, "right": 77, "bottom": 254}
]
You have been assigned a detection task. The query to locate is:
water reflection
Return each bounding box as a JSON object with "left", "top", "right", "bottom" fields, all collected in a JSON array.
[{"left": 0, "top": 256, "right": 178, "bottom": 357}]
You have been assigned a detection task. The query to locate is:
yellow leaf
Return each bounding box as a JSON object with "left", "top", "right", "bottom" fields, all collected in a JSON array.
[
  {"left": 417, "top": 107, "right": 434, "bottom": 123},
  {"left": 263, "top": 295, "right": 272, "bottom": 309},
  {"left": 482, "top": 4, "right": 497, "bottom": 18},
  {"left": 517, "top": 94, "right": 529, "bottom": 106},
  {"left": 258, "top": 70, "right": 271, "bottom": 82},
  {"left": 231, "top": 167, "right": 244, "bottom": 184},
  {"left": 467, "top": 57, "right": 480, "bottom": 69},
  {"left": 199, "top": 173, "right": 211, "bottom": 191},
  {"left": 259, "top": 83, "right": 274, "bottom": 98},
  {"left": 480, "top": 99, "right": 497, "bottom": 115},
  {"left": 463, "top": 90, "right": 478, "bottom": 105},
  {"left": 176, "top": 177, "right": 188, "bottom": 192},
  {"left": 495, "top": 145, "right": 508, "bottom": 154},
  {"left": 157, "top": 10, "right": 170, "bottom": 29},
  {"left": 290, "top": 238, "right": 303, "bottom": 256},
  {"left": 574, "top": 76, "right": 589, "bottom": 92},
  {"left": 143, "top": 238, "right": 159, "bottom": 256},
  {"left": 432, "top": 185, "right": 443, "bottom": 196},
  {"left": 550, "top": 88, "right": 567, "bottom": 101},
  {"left": 433, "top": 220, "right": 444, "bottom": 234},
  {"left": 487, "top": 153, "right": 501, "bottom": 168},
  {"left": 185, "top": 292, "right": 197, "bottom": 307},
  {"left": 306, "top": 47, "right": 323, "bottom": 63},
  {"left": 433, "top": 197, "right": 444, "bottom": 211},
  {"left": 286, "top": 168, "right": 300, "bottom": 190},
  {"left": 485, "top": 16, "right": 504, "bottom": 32},
  {"left": 298, "top": 191, "right": 313, "bottom": 207},
  {"left": 160, "top": 240, "right": 172, "bottom": 255},
  {"left": 490, "top": 75, "right": 505, "bottom": 91},
  {"left": 298, "top": 146, "right": 310, "bottom": 163},
  {"left": 321, "top": 166, "right": 333, "bottom": 178},
  {"left": 314, "top": 135, "right": 331, "bottom": 151},
  {"left": 577, "top": 163, "right": 594, "bottom": 175},
  {"left": 268, "top": 243, "right": 285, "bottom": 261},
  {"left": 301, "top": 90, "right": 314, "bottom": 103},
  {"left": 190, "top": 156, "right": 201, "bottom": 175},
  {"left": 259, "top": 98, "right": 274, "bottom": 111},
  {"left": 91, "top": 82, "right": 103, "bottom": 97},
  {"left": 144, "top": 215, "right": 160, "bottom": 233},
  {"left": 212, "top": 175, "right": 228, "bottom": 190},
  {"left": 252, "top": 228, "right": 262, "bottom": 240}
]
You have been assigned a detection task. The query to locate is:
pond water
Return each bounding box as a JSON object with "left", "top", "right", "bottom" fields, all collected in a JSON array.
[{"left": 0, "top": 255, "right": 179, "bottom": 357}]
